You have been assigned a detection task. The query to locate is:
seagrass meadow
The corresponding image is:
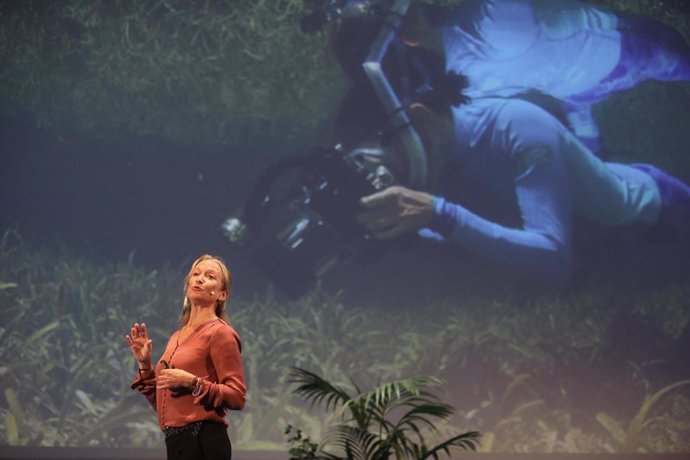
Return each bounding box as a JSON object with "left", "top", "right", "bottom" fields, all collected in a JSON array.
[
  {"left": 2, "top": 0, "right": 690, "bottom": 457},
  {"left": 1, "top": 229, "right": 689, "bottom": 453}
]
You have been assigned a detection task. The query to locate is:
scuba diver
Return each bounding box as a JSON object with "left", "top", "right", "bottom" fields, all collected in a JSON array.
[
  {"left": 353, "top": 79, "right": 690, "bottom": 284},
  {"left": 222, "top": 0, "right": 690, "bottom": 297},
  {"left": 324, "top": 0, "right": 690, "bottom": 285}
]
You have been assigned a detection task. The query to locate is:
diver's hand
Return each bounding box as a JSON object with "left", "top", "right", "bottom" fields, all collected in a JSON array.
[
  {"left": 357, "top": 186, "right": 434, "bottom": 240},
  {"left": 125, "top": 322, "right": 152, "bottom": 368},
  {"left": 157, "top": 368, "right": 197, "bottom": 390}
]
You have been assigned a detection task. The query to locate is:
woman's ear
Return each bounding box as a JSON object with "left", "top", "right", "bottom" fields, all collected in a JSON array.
[
  {"left": 400, "top": 3, "right": 441, "bottom": 51},
  {"left": 219, "top": 290, "right": 229, "bottom": 301},
  {"left": 400, "top": 4, "right": 427, "bottom": 47}
]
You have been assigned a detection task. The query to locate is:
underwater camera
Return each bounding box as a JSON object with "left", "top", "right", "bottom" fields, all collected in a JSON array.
[
  {"left": 221, "top": 0, "right": 428, "bottom": 298},
  {"left": 220, "top": 144, "right": 398, "bottom": 299}
]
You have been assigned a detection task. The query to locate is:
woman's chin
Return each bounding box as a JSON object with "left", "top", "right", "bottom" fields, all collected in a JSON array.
[{"left": 187, "top": 291, "right": 215, "bottom": 305}]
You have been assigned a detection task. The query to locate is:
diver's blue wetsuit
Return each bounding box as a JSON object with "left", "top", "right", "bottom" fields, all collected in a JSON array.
[
  {"left": 437, "top": 0, "right": 690, "bottom": 151},
  {"left": 420, "top": 98, "right": 688, "bottom": 284}
]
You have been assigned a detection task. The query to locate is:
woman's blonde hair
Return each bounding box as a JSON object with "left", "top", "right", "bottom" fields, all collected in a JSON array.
[{"left": 181, "top": 254, "right": 232, "bottom": 326}]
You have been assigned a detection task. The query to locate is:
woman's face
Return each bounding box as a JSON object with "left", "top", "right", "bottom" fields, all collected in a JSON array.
[{"left": 186, "top": 259, "right": 228, "bottom": 303}]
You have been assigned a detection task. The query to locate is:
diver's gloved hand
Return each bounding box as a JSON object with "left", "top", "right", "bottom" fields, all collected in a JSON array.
[{"left": 357, "top": 185, "right": 434, "bottom": 240}]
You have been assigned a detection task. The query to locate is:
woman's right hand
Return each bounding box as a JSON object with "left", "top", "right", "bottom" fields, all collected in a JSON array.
[{"left": 125, "top": 322, "right": 153, "bottom": 367}]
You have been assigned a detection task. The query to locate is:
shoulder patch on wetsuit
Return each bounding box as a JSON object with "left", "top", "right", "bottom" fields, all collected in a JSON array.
[{"left": 513, "top": 144, "right": 554, "bottom": 178}]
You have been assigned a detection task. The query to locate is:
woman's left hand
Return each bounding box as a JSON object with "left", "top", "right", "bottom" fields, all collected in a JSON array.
[{"left": 157, "top": 368, "right": 196, "bottom": 390}]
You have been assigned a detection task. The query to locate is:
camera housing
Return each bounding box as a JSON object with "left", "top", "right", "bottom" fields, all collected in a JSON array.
[
  {"left": 221, "top": 0, "right": 427, "bottom": 298},
  {"left": 221, "top": 145, "right": 397, "bottom": 298}
]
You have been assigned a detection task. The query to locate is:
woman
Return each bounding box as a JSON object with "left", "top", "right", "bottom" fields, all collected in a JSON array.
[{"left": 126, "top": 254, "right": 246, "bottom": 460}]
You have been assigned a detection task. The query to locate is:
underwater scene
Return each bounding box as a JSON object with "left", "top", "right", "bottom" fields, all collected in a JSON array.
[{"left": 1, "top": 0, "right": 690, "bottom": 457}]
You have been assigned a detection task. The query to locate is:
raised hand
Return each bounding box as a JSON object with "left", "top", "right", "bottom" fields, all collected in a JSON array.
[{"left": 125, "top": 322, "right": 153, "bottom": 368}]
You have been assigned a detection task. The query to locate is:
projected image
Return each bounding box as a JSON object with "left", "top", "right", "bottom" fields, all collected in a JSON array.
[{"left": 1, "top": 0, "right": 689, "bottom": 457}]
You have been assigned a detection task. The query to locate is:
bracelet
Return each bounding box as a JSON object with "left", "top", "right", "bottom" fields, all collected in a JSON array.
[
  {"left": 138, "top": 363, "right": 152, "bottom": 372},
  {"left": 191, "top": 377, "right": 203, "bottom": 397}
]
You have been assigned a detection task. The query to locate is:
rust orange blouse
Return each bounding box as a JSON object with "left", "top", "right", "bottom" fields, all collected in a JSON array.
[{"left": 132, "top": 318, "right": 246, "bottom": 429}]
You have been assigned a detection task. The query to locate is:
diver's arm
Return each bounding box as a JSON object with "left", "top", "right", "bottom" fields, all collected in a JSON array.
[
  {"left": 424, "top": 183, "right": 572, "bottom": 285},
  {"left": 422, "top": 100, "right": 573, "bottom": 285},
  {"left": 360, "top": 177, "right": 572, "bottom": 285}
]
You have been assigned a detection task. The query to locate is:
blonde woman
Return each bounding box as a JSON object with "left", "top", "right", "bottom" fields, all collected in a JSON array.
[{"left": 126, "top": 255, "right": 246, "bottom": 460}]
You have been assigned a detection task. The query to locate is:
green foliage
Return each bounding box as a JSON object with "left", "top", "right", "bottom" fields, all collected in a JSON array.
[
  {"left": 287, "top": 367, "right": 480, "bottom": 459},
  {"left": 286, "top": 424, "right": 320, "bottom": 460},
  {"left": 1, "top": 230, "right": 689, "bottom": 452},
  {"left": 0, "top": 0, "right": 345, "bottom": 146},
  {"left": 597, "top": 380, "right": 690, "bottom": 452},
  {"left": 0, "top": 229, "right": 177, "bottom": 447}
]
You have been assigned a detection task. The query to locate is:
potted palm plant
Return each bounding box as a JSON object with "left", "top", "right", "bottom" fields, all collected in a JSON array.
[{"left": 286, "top": 367, "right": 480, "bottom": 460}]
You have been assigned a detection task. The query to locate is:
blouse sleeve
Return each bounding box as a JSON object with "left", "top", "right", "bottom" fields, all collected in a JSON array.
[
  {"left": 131, "top": 368, "right": 157, "bottom": 411},
  {"left": 193, "top": 326, "right": 247, "bottom": 411}
]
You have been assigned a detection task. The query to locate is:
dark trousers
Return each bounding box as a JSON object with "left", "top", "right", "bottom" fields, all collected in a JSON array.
[{"left": 165, "top": 422, "right": 232, "bottom": 460}]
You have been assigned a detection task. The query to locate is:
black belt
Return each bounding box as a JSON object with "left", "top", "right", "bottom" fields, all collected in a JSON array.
[{"left": 162, "top": 421, "right": 204, "bottom": 438}]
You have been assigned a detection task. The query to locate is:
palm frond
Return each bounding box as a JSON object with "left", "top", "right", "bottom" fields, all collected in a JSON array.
[
  {"left": 421, "top": 431, "right": 482, "bottom": 459},
  {"left": 343, "top": 397, "right": 374, "bottom": 430},
  {"left": 288, "top": 367, "right": 353, "bottom": 413},
  {"left": 393, "top": 403, "right": 455, "bottom": 439},
  {"left": 351, "top": 376, "right": 444, "bottom": 427},
  {"left": 367, "top": 376, "right": 442, "bottom": 409},
  {"left": 326, "top": 424, "right": 383, "bottom": 460},
  {"left": 289, "top": 368, "right": 480, "bottom": 460}
]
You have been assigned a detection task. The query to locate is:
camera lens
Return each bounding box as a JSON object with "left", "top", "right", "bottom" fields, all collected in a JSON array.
[{"left": 220, "top": 217, "right": 249, "bottom": 246}]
